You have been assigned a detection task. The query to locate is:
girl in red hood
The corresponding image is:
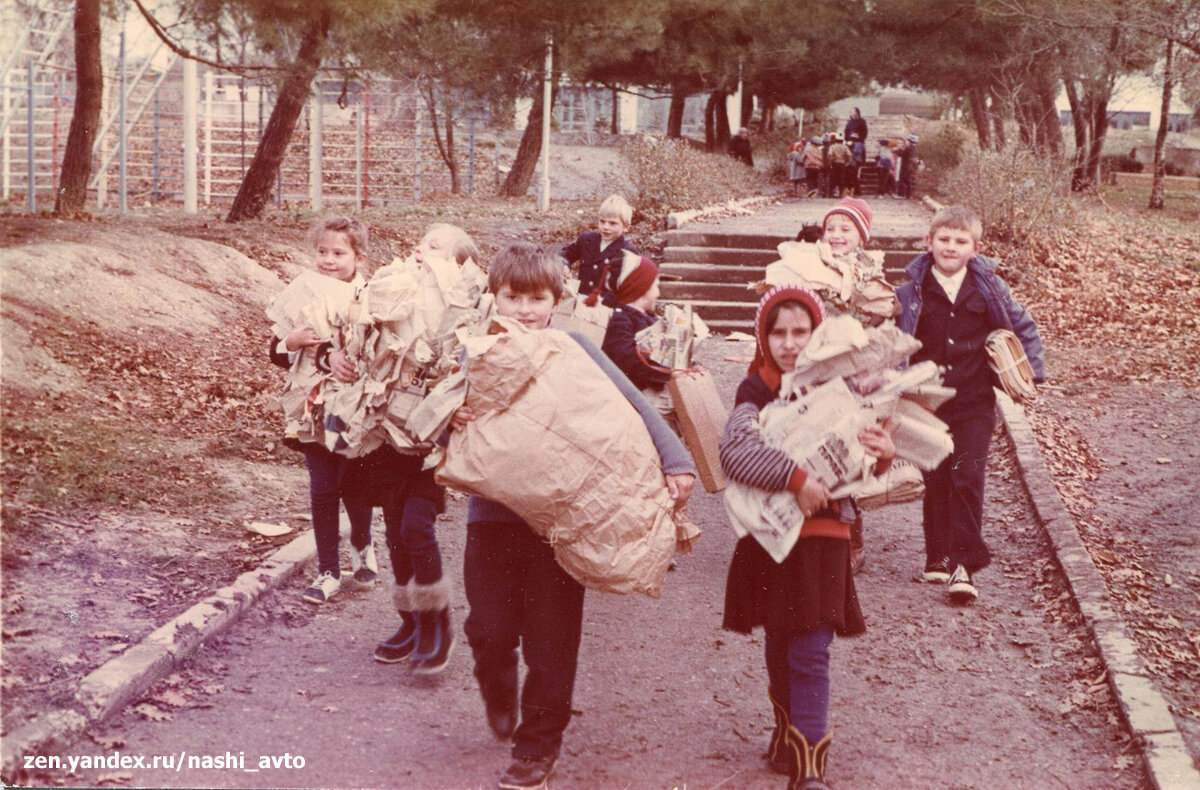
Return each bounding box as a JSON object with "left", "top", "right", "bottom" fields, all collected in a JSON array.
[{"left": 719, "top": 285, "right": 895, "bottom": 790}]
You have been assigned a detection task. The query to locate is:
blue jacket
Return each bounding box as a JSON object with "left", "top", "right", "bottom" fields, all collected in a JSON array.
[{"left": 896, "top": 252, "right": 1046, "bottom": 382}]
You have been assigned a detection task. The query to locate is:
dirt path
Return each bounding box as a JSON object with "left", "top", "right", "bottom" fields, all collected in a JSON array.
[{"left": 43, "top": 342, "right": 1144, "bottom": 790}]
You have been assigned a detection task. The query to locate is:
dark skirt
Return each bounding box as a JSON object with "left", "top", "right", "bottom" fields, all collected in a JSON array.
[{"left": 723, "top": 534, "right": 866, "bottom": 638}]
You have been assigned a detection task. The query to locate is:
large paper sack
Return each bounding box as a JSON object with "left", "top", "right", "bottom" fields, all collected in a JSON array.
[{"left": 436, "top": 320, "right": 678, "bottom": 597}]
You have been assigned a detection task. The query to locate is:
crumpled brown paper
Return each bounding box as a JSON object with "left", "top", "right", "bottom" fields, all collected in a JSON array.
[{"left": 436, "top": 318, "right": 683, "bottom": 597}]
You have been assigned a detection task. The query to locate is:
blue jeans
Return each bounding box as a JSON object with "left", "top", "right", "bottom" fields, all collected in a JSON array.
[
  {"left": 304, "top": 444, "right": 373, "bottom": 576},
  {"left": 378, "top": 453, "right": 445, "bottom": 587},
  {"left": 764, "top": 625, "right": 835, "bottom": 743}
]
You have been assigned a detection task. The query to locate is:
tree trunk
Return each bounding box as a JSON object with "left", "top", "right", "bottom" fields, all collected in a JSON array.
[
  {"left": 1150, "top": 38, "right": 1175, "bottom": 210},
  {"left": 988, "top": 85, "right": 1008, "bottom": 150},
  {"left": 703, "top": 92, "right": 717, "bottom": 150},
  {"left": 716, "top": 91, "right": 731, "bottom": 148},
  {"left": 760, "top": 100, "right": 776, "bottom": 132},
  {"left": 968, "top": 86, "right": 992, "bottom": 150},
  {"left": 501, "top": 80, "right": 557, "bottom": 197},
  {"left": 667, "top": 86, "right": 686, "bottom": 138},
  {"left": 54, "top": 0, "right": 103, "bottom": 215},
  {"left": 422, "top": 81, "right": 459, "bottom": 194},
  {"left": 1084, "top": 91, "right": 1109, "bottom": 189},
  {"left": 1036, "top": 73, "right": 1063, "bottom": 159},
  {"left": 1063, "top": 77, "right": 1089, "bottom": 190},
  {"left": 226, "top": 10, "right": 330, "bottom": 222},
  {"left": 706, "top": 90, "right": 730, "bottom": 152},
  {"left": 611, "top": 88, "right": 619, "bottom": 135}
]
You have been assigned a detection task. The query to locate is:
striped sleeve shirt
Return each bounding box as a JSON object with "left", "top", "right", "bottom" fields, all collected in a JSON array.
[{"left": 719, "top": 399, "right": 799, "bottom": 493}]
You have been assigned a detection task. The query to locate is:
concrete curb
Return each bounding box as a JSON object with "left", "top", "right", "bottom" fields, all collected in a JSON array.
[
  {"left": 0, "top": 529, "right": 320, "bottom": 781},
  {"left": 666, "top": 194, "right": 777, "bottom": 229},
  {"left": 997, "top": 392, "right": 1200, "bottom": 790}
]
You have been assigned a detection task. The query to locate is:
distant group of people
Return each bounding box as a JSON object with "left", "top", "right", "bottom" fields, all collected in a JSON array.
[
  {"left": 787, "top": 108, "right": 920, "bottom": 200},
  {"left": 268, "top": 186, "right": 1044, "bottom": 790}
]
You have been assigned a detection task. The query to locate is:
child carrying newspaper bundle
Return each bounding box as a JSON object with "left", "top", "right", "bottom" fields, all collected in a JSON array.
[{"left": 598, "top": 251, "right": 725, "bottom": 497}]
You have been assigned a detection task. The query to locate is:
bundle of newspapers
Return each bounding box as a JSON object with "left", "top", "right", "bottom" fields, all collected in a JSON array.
[
  {"left": 631, "top": 303, "right": 712, "bottom": 418},
  {"left": 634, "top": 303, "right": 710, "bottom": 371},
  {"left": 723, "top": 315, "right": 957, "bottom": 563},
  {"left": 758, "top": 241, "right": 898, "bottom": 325},
  {"left": 266, "top": 271, "right": 361, "bottom": 446},
  {"left": 274, "top": 255, "right": 488, "bottom": 457}
]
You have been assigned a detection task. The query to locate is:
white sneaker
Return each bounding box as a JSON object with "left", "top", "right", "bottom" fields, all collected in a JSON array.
[
  {"left": 302, "top": 571, "right": 341, "bottom": 605},
  {"left": 350, "top": 543, "right": 378, "bottom": 586},
  {"left": 947, "top": 565, "right": 978, "bottom": 605}
]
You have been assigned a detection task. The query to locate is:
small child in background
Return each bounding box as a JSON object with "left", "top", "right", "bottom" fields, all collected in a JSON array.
[
  {"left": 827, "top": 134, "right": 852, "bottom": 198},
  {"left": 453, "top": 243, "right": 695, "bottom": 790},
  {"left": 327, "top": 221, "right": 482, "bottom": 673},
  {"left": 601, "top": 254, "right": 674, "bottom": 392},
  {"left": 787, "top": 138, "right": 807, "bottom": 197},
  {"left": 876, "top": 140, "right": 895, "bottom": 197},
  {"left": 268, "top": 216, "right": 375, "bottom": 606},
  {"left": 560, "top": 194, "right": 638, "bottom": 305},
  {"left": 848, "top": 136, "right": 866, "bottom": 197},
  {"left": 897, "top": 206, "right": 1045, "bottom": 604},
  {"left": 802, "top": 137, "right": 824, "bottom": 197}
]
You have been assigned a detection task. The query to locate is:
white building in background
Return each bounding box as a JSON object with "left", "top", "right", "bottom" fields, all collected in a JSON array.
[{"left": 1057, "top": 71, "right": 1196, "bottom": 132}]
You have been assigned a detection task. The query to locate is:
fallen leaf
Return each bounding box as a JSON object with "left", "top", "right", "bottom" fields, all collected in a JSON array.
[
  {"left": 96, "top": 772, "right": 132, "bottom": 785},
  {"left": 133, "top": 703, "right": 172, "bottom": 722}
]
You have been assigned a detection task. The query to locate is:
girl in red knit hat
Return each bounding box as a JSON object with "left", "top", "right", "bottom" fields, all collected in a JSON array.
[{"left": 720, "top": 285, "right": 895, "bottom": 790}]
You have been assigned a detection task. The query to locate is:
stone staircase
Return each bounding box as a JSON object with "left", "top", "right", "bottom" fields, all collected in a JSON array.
[{"left": 659, "top": 216, "right": 928, "bottom": 333}]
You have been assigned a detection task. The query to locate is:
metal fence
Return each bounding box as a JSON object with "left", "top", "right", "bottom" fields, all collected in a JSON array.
[{"left": 0, "top": 9, "right": 503, "bottom": 213}]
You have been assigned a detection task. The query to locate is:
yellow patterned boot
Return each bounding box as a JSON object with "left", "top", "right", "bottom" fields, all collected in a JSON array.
[
  {"left": 766, "top": 685, "right": 792, "bottom": 774},
  {"left": 784, "top": 726, "right": 832, "bottom": 790}
]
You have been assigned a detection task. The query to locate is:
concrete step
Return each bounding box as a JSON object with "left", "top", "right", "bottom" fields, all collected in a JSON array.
[
  {"left": 661, "top": 281, "right": 759, "bottom": 302},
  {"left": 662, "top": 246, "right": 778, "bottom": 266},
  {"left": 673, "top": 299, "right": 757, "bottom": 322},
  {"left": 704, "top": 319, "right": 755, "bottom": 334},
  {"left": 663, "top": 249, "right": 917, "bottom": 273},
  {"left": 660, "top": 262, "right": 763, "bottom": 282},
  {"left": 665, "top": 229, "right": 927, "bottom": 253}
]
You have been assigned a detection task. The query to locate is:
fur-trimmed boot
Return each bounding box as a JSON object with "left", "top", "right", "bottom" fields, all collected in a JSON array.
[
  {"left": 766, "top": 686, "right": 792, "bottom": 775},
  {"left": 410, "top": 578, "right": 454, "bottom": 675},
  {"left": 373, "top": 583, "right": 419, "bottom": 663},
  {"left": 785, "top": 726, "right": 832, "bottom": 790}
]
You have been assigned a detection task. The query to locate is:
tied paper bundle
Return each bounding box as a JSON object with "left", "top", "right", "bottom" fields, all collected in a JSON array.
[
  {"left": 634, "top": 303, "right": 711, "bottom": 371},
  {"left": 316, "top": 255, "right": 488, "bottom": 456},
  {"left": 839, "top": 459, "right": 924, "bottom": 510},
  {"left": 759, "top": 241, "right": 898, "bottom": 325},
  {"left": 985, "top": 329, "right": 1037, "bottom": 402},
  {"left": 633, "top": 303, "right": 711, "bottom": 417},
  {"left": 265, "top": 272, "right": 360, "bottom": 445},
  {"left": 436, "top": 318, "right": 686, "bottom": 598},
  {"left": 551, "top": 278, "right": 613, "bottom": 347}
]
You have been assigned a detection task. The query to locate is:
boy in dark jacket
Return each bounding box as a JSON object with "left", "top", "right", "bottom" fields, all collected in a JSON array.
[
  {"left": 896, "top": 206, "right": 1046, "bottom": 604},
  {"left": 560, "top": 194, "right": 638, "bottom": 305}
]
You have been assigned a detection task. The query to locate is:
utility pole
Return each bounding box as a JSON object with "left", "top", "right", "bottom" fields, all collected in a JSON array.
[{"left": 538, "top": 35, "right": 551, "bottom": 211}]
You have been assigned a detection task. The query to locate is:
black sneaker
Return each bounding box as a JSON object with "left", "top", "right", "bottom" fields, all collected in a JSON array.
[
  {"left": 922, "top": 557, "right": 951, "bottom": 583},
  {"left": 498, "top": 755, "right": 557, "bottom": 790},
  {"left": 948, "top": 565, "right": 979, "bottom": 604}
]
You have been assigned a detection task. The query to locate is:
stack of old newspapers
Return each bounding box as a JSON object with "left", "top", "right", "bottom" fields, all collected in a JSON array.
[
  {"left": 310, "top": 255, "right": 488, "bottom": 456},
  {"left": 723, "top": 315, "right": 956, "bottom": 563},
  {"left": 266, "top": 271, "right": 361, "bottom": 446},
  {"left": 759, "top": 241, "right": 898, "bottom": 325}
]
